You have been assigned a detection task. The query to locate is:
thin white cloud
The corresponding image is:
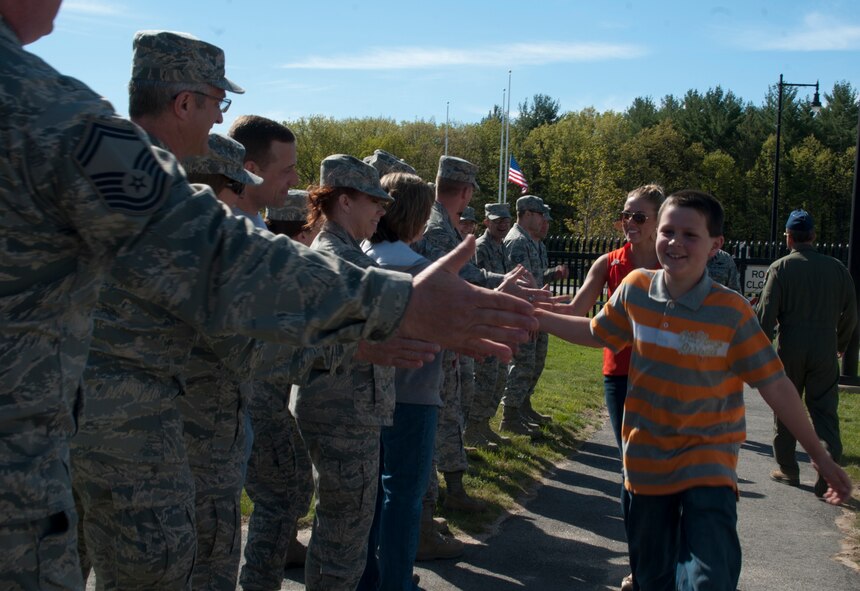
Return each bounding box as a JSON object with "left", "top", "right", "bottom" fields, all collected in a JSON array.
[
  {"left": 63, "top": 1, "right": 126, "bottom": 16},
  {"left": 281, "top": 41, "right": 646, "bottom": 70},
  {"left": 734, "top": 12, "right": 860, "bottom": 51}
]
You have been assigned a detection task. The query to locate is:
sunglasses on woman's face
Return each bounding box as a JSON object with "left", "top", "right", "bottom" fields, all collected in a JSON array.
[{"left": 620, "top": 211, "right": 648, "bottom": 224}]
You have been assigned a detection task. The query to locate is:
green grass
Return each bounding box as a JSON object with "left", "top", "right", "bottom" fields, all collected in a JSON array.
[
  {"left": 240, "top": 337, "right": 605, "bottom": 533},
  {"left": 838, "top": 390, "right": 860, "bottom": 563},
  {"left": 444, "top": 337, "right": 605, "bottom": 534}
]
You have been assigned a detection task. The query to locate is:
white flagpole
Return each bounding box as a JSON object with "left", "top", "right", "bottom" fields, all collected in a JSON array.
[
  {"left": 497, "top": 88, "right": 505, "bottom": 203},
  {"left": 503, "top": 70, "right": 512, "bottom": 204},
  {"left": 444, "top": 102, "right": 449, "bottom": 156}
]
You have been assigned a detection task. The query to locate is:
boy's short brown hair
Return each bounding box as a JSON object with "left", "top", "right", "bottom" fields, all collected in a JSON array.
[{"left": 660, "top": 190, "right": 724, "bottom": 237}]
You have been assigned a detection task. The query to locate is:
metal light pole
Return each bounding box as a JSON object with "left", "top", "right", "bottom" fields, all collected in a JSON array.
[
  {"left": 840, "top": 98, "right": 860, "bottom": 384},
  {"left": 770, "top": 74, "right": 822, "bottom": 243}
]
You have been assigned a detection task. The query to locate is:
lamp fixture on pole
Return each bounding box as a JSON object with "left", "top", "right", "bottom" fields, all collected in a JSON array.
[{"left": 770, "top": 74, "right": 822, "bottom": 243}]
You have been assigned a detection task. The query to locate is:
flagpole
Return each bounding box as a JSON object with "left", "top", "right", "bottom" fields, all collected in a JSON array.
[
  {"left": 497, "top": 88, "right": 505, "bottom": 203},
  {"left": 444, "top": 102, "right": 449, "bottom": 156},
  {"left": 503, "top": 70, "right": 512, "bottom": 204}
]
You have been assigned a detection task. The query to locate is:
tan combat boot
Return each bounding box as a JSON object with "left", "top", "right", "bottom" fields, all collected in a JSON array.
[
  {"left": 415, "top": 521, "right": 464, "bottom": 561},
  {"left": 499, "top": 404, "right": 535, "bottom": 435},
  {"left": 442, "top": 471, "right": 488, "bottom": 512},
  {"left": 464, "top": 418, "right": 499, "bottom": 449},
  {"left": 522, "top": 397, "right": 552, "bottom": 425}
]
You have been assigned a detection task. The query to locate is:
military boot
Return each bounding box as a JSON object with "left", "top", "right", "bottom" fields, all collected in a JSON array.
[
  {"left": 442, "top": 471, "right": 488, "bottom": 512},
  {"left": 463, "top": 418, "right": 499, "bottom": 449},
  {"left": 415, "top": 520, "right": 464, "bottom": 561},
  {"left": 420, "top": 503, "right": 451, "bottom": 536},
  {"left": 499, "top": 404, "right": 535, "bottom": 435},
  {"left": 522, "top": 397, "right": 552, "bottom": 425}
]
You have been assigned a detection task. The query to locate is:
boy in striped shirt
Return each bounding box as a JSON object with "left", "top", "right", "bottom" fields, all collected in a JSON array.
[{"left": 538, "top": 190, "right": 851, "bottom": 590}]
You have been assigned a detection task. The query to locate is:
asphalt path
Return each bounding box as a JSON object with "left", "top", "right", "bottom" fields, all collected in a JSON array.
[
  {"left": 283, "top": 386, "right": 858, "bottom": 590},
  {"left": 86, "top": 387, "right": 860, "bottom": 590}
]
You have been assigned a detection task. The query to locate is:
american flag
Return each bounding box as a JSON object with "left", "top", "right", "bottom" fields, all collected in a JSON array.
[{"left": 508, "top": 155, "right": 528, "bottom": 193}]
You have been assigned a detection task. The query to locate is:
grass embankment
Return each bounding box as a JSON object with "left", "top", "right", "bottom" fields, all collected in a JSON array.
[
  {"left": 837, "top": 391, "right": 860, "bottom": 566},
  {"left": 240, "top": 337, "right": 606, "bottom": 527}
]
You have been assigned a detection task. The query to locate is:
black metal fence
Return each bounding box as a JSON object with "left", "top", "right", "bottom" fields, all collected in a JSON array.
[{"left": 544, "top": 235, "right": 850, "bottom": 314}]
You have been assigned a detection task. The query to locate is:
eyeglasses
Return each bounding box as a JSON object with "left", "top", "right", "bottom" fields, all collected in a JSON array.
[
  {"left": 225, "top": 179, "right": 245, "bottom": 195},
  {"left": 182, "top": 90, "right": 232, "bottom": 113},
  {"left": 620, "top": 211, "right": 649, "bottom": 224}
]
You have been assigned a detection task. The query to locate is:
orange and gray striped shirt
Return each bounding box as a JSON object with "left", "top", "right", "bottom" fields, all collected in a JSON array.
[{"left": 591, "top": 269, "right": 785, "bottom": 495}]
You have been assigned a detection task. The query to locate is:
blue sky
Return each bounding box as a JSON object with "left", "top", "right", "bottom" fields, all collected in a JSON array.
[{"left": 29, "top": 0, "right": 860, "bottom": 130}]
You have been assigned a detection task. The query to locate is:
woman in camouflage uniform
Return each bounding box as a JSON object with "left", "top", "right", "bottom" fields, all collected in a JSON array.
[{"left": 290, "top": 155, "right": 397, "bottom": 591}]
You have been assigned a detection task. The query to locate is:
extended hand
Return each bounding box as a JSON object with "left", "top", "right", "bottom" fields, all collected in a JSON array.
[
  {"left": 354, "top": 335, "right": 440, "bottom": 369},
  {"left": 401, "top": 236, "right": 537, "bottom": 363},
  {"left": 498, "top": 266, "right": 552, "bottom": 304}
]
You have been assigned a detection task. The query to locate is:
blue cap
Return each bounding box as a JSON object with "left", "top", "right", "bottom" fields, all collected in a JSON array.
[{"left": 785, "top": 209, "right": 813, "bottom": 232}]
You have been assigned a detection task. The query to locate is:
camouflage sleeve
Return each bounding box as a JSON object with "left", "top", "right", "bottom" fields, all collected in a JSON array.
[
  {"left": 505, "top": 237, "right": 537, "bottom": 278},
  {"left": 414, "top": 228, "right": 504, "bottom": 288},
  {"left": 65, "top": 117, "right": 412, "bottom": 346}
]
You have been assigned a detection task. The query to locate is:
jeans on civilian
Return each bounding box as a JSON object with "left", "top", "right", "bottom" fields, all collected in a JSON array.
[{"left": 358, "top": 403, "right": 438, "bottom": 591}]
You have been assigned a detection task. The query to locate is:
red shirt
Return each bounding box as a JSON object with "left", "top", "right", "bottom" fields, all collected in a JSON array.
[{"left": 603, "top": 243, "right": 636, "bottom": 376}]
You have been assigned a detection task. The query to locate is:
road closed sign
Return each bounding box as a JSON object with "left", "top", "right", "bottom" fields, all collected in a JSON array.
[{"left": 745, "top": 265, "right": 769, "bottom": 294}]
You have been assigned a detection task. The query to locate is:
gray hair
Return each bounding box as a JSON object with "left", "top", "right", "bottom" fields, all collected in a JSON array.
[{"left": 128, "top": 79, "right": 210, "bottom": 119}]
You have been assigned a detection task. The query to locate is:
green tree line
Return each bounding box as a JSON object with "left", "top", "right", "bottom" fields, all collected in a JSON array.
[{"left": 285, "top": 83, "right": 859, "bottom": 244}]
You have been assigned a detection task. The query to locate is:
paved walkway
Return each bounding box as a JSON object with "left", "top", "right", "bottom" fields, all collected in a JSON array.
[{"left": 280, "top": 387, "right": 858, "bottom": 590}]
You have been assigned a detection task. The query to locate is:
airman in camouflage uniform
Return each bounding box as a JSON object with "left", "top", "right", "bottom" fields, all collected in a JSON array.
[
  {"left": 241, "top": 192, "right": 315, "bottom": 591},
  {"left": 458, "top": 205, "right": 478, "bottom": 238},
  {"left": 179, "top": 133, "right": 269, "bottom": 591},
  {"left": 707, "top": 249, "right": 742, "bottom": 293},
  {"left": 412, "top": 156, "right": 502, "bottom": 515},
  {"left": 525, "top": 204, "right": 565, "bottom": 426},
  {"left": 501, "top": 195, "right": 548, "bottom": 434},
  {"left": 466, "top": 203, "right": 514, "bottom": 447},
  {"left": 456, "top": 207, "right": 477, "bottom": 422},
  {"left": 71, "top": 32, "right": 255, "bottom": 590},
  {"left": 457, "top": 207, "right": 479, "bottom": 431},
  {"left": 290, "top": 155, "right": 397, "bottom": 591}
]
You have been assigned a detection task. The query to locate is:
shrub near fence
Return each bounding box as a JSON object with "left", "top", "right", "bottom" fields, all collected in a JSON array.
[{"left": 543, "top": 236, "right": 850, "bottom": 314}]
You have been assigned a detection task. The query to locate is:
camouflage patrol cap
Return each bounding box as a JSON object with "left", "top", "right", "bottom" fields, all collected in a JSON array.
[
  {"left": 485, "top": 202, "right": 511, "bottom": 220},
  {"left": 320, "top": 154, "right": 393, "bottom": 202},
  {"left": 132, "top": 30, "right": 244, "bottom": 93},
  {"left": 183, "top": 134, "right": 263, "bottom": 186},
  {"left": 267, "top": 189, "right": 309, "bottom": 222},
  {"left": 460, "top": 206, "right": 477, "bottom": 223},
  {"left": 363, "top": 149, "right": 417, "bottom": 177},
  {"left": 436, "top": 155, "right": 479, "bottom": 190},
  {"left": 516, "top": 194, "right": 545, "bottom": 214}
]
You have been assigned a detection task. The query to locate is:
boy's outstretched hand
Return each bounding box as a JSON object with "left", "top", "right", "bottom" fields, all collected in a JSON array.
[{"left": 811, "top": 455, "right": 854, "bottom": 505}]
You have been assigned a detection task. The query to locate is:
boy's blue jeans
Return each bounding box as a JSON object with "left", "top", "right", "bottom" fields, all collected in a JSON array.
[
  {"left": 358, "top": 403, "right": 438, "bottom": 591},
  {"left": 622, "top": 485, "right": 741, "bottom": 591}
]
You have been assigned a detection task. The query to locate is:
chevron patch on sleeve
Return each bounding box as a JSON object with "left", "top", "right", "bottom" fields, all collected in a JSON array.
[{"left": 74, "top": 117, "right": 171, "bottom": 215}]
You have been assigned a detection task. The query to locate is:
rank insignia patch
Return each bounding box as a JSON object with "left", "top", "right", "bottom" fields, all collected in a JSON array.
[{"left": 75, "top": 117, "right": 170, "bottom": 215}]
